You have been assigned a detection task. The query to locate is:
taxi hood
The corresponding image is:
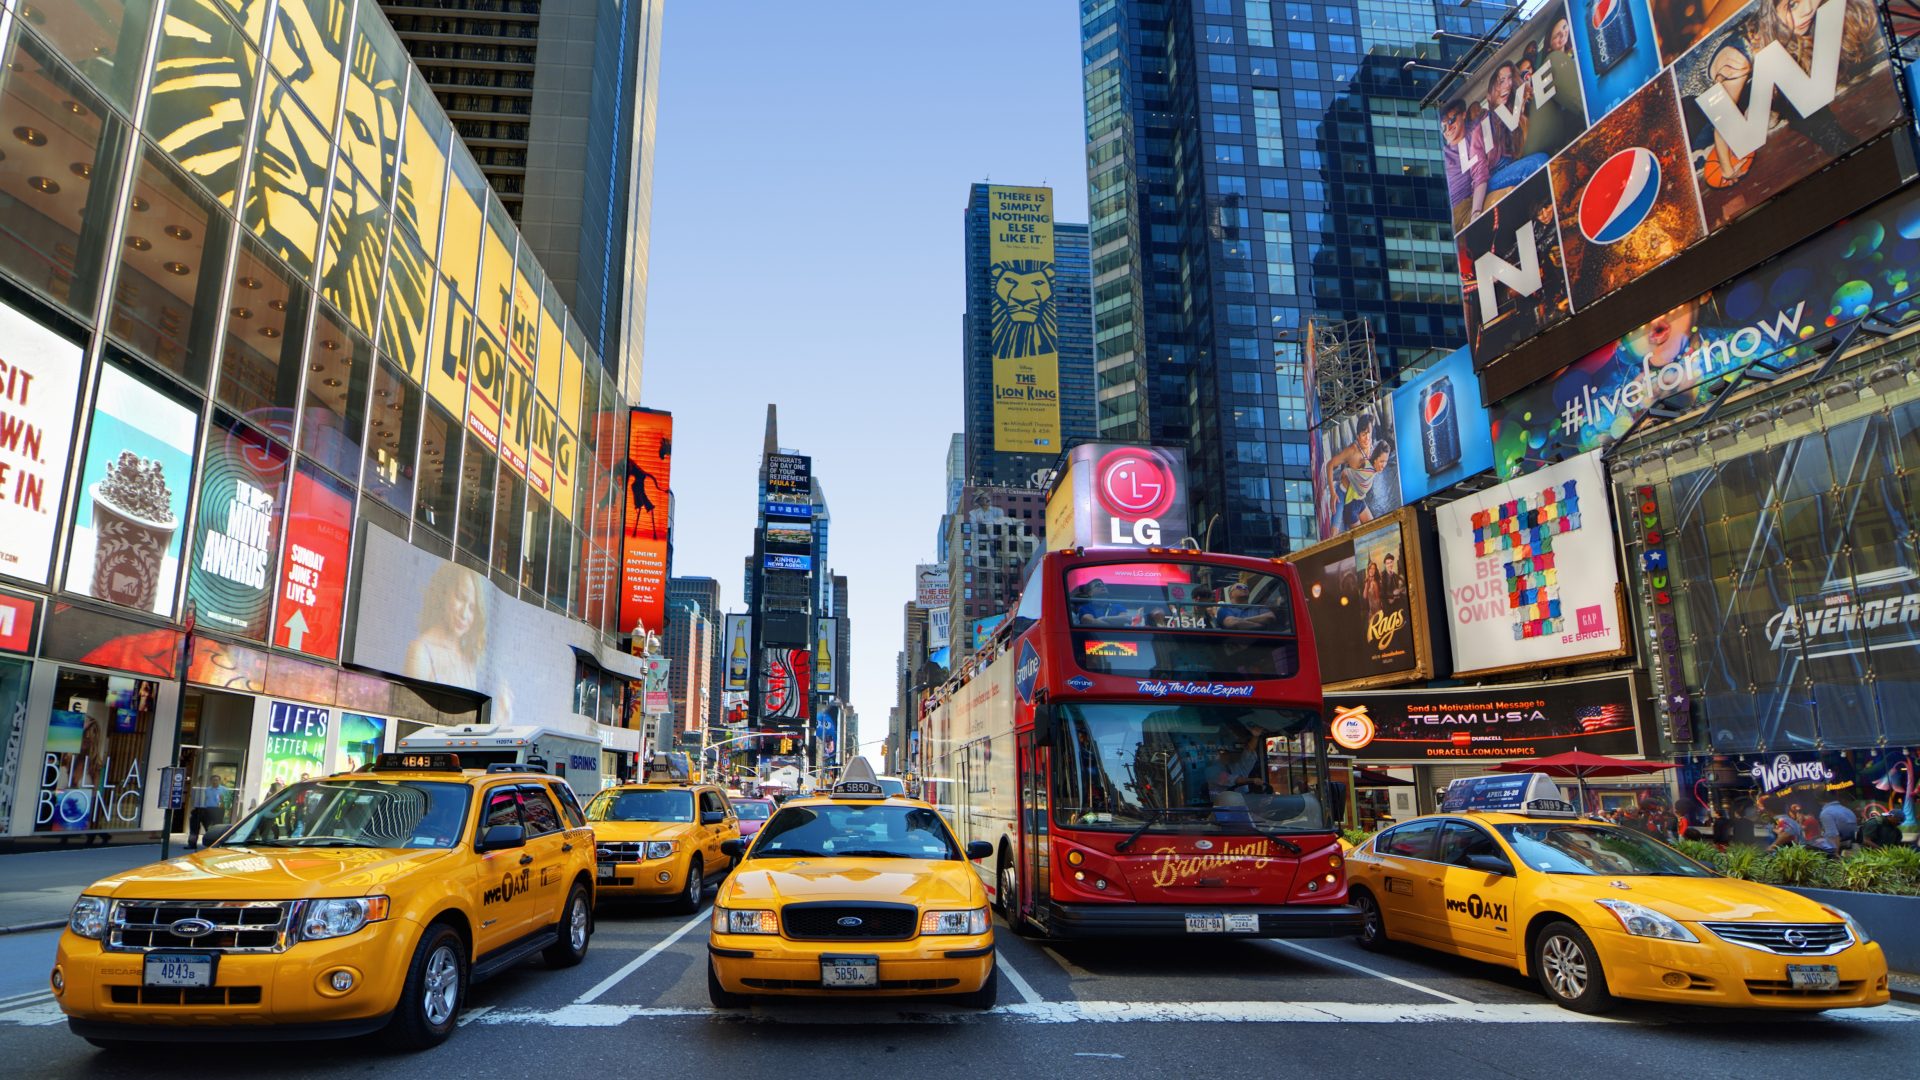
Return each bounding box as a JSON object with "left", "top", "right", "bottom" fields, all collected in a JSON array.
[
  {"left": 1605, "top": 875, "right": 1844, "bottom": 924},
  {"left": 81, "top": 846, "right": 457, "bottom": 900},
  {"left": 725, "top": 859, "right": 982, "bottom": 908},
  {"left": 590, "top": 821, "right": 698, "bottom": 844}
]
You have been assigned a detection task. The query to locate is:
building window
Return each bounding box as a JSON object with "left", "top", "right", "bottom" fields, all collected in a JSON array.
[
  {"left": 1209, "top": 83, "right": 1241, "bottom": 104},
  {"left": 364, "top": 360, "right": 422, "bottom": 517},
  {"left": 1251, "top": 90, "right": 1284, "bottom": 167}
]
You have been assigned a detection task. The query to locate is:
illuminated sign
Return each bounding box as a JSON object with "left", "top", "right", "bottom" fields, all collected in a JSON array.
[
  {"left": 1045, "top": 443, "right": 1190, "bottom": 551},
  {"left": 620, "top": 409, "right": 673, "bottom": 638}
]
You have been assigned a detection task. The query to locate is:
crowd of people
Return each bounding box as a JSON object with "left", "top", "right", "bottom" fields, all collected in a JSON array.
[{"left": 1599, "top": 791, "right": 1915, "bottom": 852}]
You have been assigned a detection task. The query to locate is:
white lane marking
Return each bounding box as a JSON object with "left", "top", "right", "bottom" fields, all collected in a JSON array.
[
  {"left": 0, "top": 999, "right": 65, "bottom": 1026},
  {"left": 457, "top": 1005, "right": 495, "bottom": 1027},
  {"left": 1041, "top": 946, "right": 1093, "bottom": 979},
  {"left": 0, "top": 990, "right": 51, "bottom": 1010},
  {"left": 574, "top": 908, "right": 711, "bottom": 1005},
  {"left": 996, "top": 952, "right": 1044, "bottom": 1005},
  {"left": 1075, "top": 1052, "right": 1126, "bottom": 1058},
  {"left": 1264, "top": 940, "right": 1471, "bottom": 1005}
]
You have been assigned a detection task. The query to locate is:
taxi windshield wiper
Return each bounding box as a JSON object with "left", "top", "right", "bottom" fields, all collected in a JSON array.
[
  {"left": 286, "top": 836, "right": 383, "bottom": 848},
  {"left": 832, "top": 849, "right": 912, "bottom": 859},
  {"left": 757, "top": 847, "right": 824, "bottom": 858}
]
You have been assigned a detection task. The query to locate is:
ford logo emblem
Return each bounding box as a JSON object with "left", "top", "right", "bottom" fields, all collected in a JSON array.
[
  {"left": 170, "top": 917, "right": 217, "bottom": 938},
  {"left": 596, "top": 847, "right": 614, "bottom": 860},
  {"left": 836, "top": 916, "right": 864, "bottom": 928},
  {"left": 1784, "top": 928, "right": 1810, "bottom": 949}
]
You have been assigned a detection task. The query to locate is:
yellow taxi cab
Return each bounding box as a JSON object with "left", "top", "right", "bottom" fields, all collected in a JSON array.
[
  {"left": 586, "top": 755, "right": 740, "bottom": 912},
  {"left": 1345, "top": 773, "right": 1889, "bottom": 1013},
  {"left": 706, "top": 758, "right": 997, "bottom": 1009},
  {"left": 53, "top": 753, "right": 598, "bottom": 1050}
]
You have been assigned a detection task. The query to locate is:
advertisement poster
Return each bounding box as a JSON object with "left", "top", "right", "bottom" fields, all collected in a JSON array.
[
  {"left": 621, "top": 408, "right": 673, "bottom": 638},
  {"left": 336, "top": 712, "right": 387, "bottom": 770},
  {"left": 1456, "top": 170, "right": 1574, "bottom": 365},
  {"left": 0, "top": 590, "right": 39, "bottom": 654},
  {"left": 64, "top": 364, "right": 199, "bottom": 615},
  {"left": 1044, "top": 443, "right": 1190, "bottom": 551},
  {"left": 1326, "top": 672, "right": 1642, "bottom": 761},
  {"left": 1288, "top": 509, "right": 1433, "bottom": 689},
  {"left": 1392, "top": 347, "right": 1494, "bottom": 502},
  {"left": 915, "top": 564, "right": 950, "bottom": 608},
  {"left": 723, "top": 613, "right": 752, "bottom": 691},
  {"left": 815, "top": 617, "right": 837, "bottom": 694},
  {"left": 1435, "top": 451, "right": 1626, "bottom": 676},
  {"left": 928, "top": 607, "right": 952, "bottom": 652},
  {"left": 1490, "top": 182, "right": 1920, "bottom": 479},
  {"left": 274, "top": 466, "right": 351, "bottom": 659},
  {"left": 1312, "top": 395, "right": 1400, "bottom": 542},
  {"left": 760, "top": 647, "right": 810, "bottom": 724},
  {"left": 987, "top": 185, "right": 1062, "bottom": 453},
  {"left": 0, "top": 301, "right": 83, "bottom": 585},
  {"left": 188, "top": 417, "right": 289, "bottom": 639},
  {"left": 1568, "top": 0, "right": 1662, "bottom": 123},
  {"left": 764, "top": 523, "right": 812, "bottom": 572},
  {"left": 36, "top": 676, "right": 155, "bottom": 832},
  {"left": 971, "top": 614, "right": 1007, "bottom": 650},
  {"left": 0, "top": 658, "right": 29, "bottom": 828},
  {"left": 263, "top": 701, "right": 330, "bottom": 789}
]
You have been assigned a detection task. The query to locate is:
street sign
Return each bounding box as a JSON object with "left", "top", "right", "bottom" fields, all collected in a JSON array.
[{"left": 159, "top": 766, "right": 189, "bottom": 810}]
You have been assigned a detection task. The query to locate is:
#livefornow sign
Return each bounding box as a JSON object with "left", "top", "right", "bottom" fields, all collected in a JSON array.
[
  {"left": 1435, "top": 451, "right": 1627, "bottom": 677},
  {"left": 1044, "top": 444, "right": 1189, "bottom": 550}
]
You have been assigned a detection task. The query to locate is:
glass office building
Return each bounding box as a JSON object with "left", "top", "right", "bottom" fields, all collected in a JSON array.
[{"left": 0, "top": 0, "right": 646, "bottom": 842}]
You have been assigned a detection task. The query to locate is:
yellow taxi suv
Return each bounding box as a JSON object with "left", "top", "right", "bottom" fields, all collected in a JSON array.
[
  {"left": 707, "top": 759, "right": 997, "bottom": 1009},
  {"left": 586, "top": 765, "right": 739, "bottom": 911},
  {"left": 1345, "top": 773, "right": 1888, "bottom": 1013},
  {"left": 53, "top": 754, "right": 597, "bottom": 1051}
]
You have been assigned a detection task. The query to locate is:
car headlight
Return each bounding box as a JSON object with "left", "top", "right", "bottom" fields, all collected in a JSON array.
[
  {"left": 715, "top": 907, "right": 778, "bottom": 934},
  {"left": 645, "top": 841, "right": 677, "bottom": 860},
  {"left": 1822, "top": 905, "right": 1870, "bottom": 945},
  {"left": 300, "top": 897, "right": 390, "bottom": 941},
  {"left": 68, "top": 896, "right": 108, "bottom": 940},
  {"left": 1595, "top": 899, "right": 1697, "bottom": 942},
  {"left": 919, "top": 907, "right": 990, "bottom": 936}
]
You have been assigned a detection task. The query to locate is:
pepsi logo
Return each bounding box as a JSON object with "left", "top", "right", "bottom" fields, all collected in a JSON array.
[
  {"left": 1590, "top": 0, "right": 1618, "bottom": 28},
  {"left": 1578, "top": 147, "right": 1661, "bottom": 246},
  {"left": 1423, "top": 388, "right": 1449, "bottom": 424},
  {"left": 1094, "top": 447, "right": 1177, "bottom": 519}
]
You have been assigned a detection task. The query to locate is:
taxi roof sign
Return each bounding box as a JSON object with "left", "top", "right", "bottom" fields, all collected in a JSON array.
[
  {"left": 373, "top": 752, "right": 462, "bottom": 772},
  {"left": 831, "top": 756, "right": 889, "bottom": 799},
  {"left": 1441, "top": 773, "right": 1578, "bottom": 817}
]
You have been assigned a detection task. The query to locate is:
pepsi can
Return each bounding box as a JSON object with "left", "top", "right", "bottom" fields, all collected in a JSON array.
[
  {"left": 1421, "top": 376, "right": 1462, "bottom": 475},
  {"left": 1587, "top": 0, "right": 1637, "bottom": 74}
]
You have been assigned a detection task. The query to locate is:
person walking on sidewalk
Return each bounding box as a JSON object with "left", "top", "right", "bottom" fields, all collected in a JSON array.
[{"left": 189, "top": 776, "right": 231, "bottom": 851}]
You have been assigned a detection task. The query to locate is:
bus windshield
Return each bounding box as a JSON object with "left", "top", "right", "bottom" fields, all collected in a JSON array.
[
  {"left": 1053, "top": 703, "right": 1333, "bottom": 835},
  {"left": 1066, "top": 562, "right": 1299, "bottom": 680}
]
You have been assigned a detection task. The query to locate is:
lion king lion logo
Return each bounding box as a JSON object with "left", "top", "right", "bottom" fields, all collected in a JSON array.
[{"left": 990, "top": 260, "right": 1057, "bottom": 359}]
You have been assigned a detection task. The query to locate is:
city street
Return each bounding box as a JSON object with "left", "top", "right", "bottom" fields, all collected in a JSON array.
[{"left": 2, "top": 888, "right": 1916, "bottom": 1079}]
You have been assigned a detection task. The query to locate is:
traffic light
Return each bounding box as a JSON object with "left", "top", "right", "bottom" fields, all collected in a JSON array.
[{"left": 780, "top": 738, "right": 793, "bottom": 755}]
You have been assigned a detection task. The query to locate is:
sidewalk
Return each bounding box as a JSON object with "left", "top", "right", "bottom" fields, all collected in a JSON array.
[{"left": 0, "top": 844, "right": 166, "bottom": 931}]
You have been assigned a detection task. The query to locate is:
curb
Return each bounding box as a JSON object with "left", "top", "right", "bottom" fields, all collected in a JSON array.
[{"left": 0, "top": 920, "right": 62, "bottom": 936}]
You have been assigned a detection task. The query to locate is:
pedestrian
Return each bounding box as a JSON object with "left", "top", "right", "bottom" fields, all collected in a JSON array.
[
  {"left": 1857, "top": 808, "right": 1905, "bottom": 849},
  {"left": 189, "top": 774, "right": 231, "bottom": 851},
  {"left": 1818, "top": 796, "right": 1860, "bottom": 854},
  {"left": 1730, "top": 802, "right": 1763, "bottom": 847},
  {"left": 1770, "top": 812, "right": 1805, "bottom": 850}
]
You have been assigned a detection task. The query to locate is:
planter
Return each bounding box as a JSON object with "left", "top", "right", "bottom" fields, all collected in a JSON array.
[{"left": 1785, "top": 886, "right": 1920, "bottom": 973}]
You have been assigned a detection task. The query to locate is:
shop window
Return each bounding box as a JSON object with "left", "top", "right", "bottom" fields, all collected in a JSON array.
[
  {"left": 244, "top": 76, "right": 329, "bottom": 279},
  {"left": 109, "top": 143, "right": 229, "bottom": 387},
  {"left": 146, "top": 0, "right": 258, "bottom": 209},
  {"left": 523, "top": 491, "right": 552, "bottom": 598},
  {"left": 365, "top": 359, "right": 422, "bottom": 517},
  {"left": 456, "top": 431, "right": 496, "bottom": 563},
  {"left": 37, "top": 670, "right": 159, "bottom": 833},
  {"left": 415, "top": 400, "right": 462, "bottom": 539},
  {"left": 490, "top": 463, "right": 524, "bottom": 579},
  {"left": 320, "top": 160, "right": 388, "bottom": 337},
  {"left": 24, "top": 0, "right": 156, "bottom": 114},
  {"left": 218, "top": 236, "right": 308, "bottom": 422},
  {"left": 299, "top": 306, "right": 373, "bottom": 481}
]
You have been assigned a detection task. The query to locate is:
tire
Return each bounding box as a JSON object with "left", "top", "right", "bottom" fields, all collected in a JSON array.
[
  {"left": 383, "top": 923, "right": 467, "bottom": 1050},
  {"left": 993, "top": 850, "right": 1015, "bottom": 917},
  {"left": 670, "top": 856, "right": 704, "bottom": 914},
  {"left": 952, "top": 969, "right": 999, "bottom": 1010},
  {"left": 707, "top": 958, "right": 750, "bottom": 1009},
  {"left": 543, "top": 884, "right": 593, "bottom": 968},
  {"left": 1353, "top": 888, "right": 1389, "bottom": 953},
  {"left": 1532, "top": 920, "right": 1615, "bottom": 1014}
]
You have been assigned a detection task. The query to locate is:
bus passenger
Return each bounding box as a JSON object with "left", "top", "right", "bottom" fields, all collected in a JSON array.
[{"left": 1072, "top": 579, "right": 1138, "bottom": 627}]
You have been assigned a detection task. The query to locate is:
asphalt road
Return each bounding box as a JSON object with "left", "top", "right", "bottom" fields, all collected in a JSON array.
[{"left": 3, "top": 886, "right": 1917, "bottom": 1079}]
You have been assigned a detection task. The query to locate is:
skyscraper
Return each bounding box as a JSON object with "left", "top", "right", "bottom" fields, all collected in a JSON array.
[
  {"left": 669, "top": 575, "right": 724, "bottom": 741},
  {"left": 962, "top": 184, "right": 1097, "bottom": 487},
  {"left": 1079, "top": 0, "right": 1486, "bottom": 554},
  {"left": 378, "top": 0, "right": 661, "bottom": 393}
]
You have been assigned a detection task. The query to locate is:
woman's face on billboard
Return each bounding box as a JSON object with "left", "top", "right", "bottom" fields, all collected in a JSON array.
[{"left": 444, "top": 574, "right": 477, "bottom": 637}]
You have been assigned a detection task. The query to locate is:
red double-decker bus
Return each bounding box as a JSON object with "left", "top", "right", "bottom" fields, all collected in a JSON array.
[{"left": 920, "top": 548, "right": 1358, "bottom": 938}]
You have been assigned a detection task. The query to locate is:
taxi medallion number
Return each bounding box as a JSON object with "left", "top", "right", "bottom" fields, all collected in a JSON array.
[
  {"left": 820, "top": 956, "right": 878, "bottom": 988},
  {"left": 1787, "top": 964, "right": 1840, "bottom": 991},
  {"left": 144, "top": 953, "right": 214, "bottom": 988}
]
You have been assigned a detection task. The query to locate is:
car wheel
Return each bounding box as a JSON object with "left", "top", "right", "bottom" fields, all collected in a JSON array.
[
  {"left": 952, "top": 969, "right": 999, "bottom": 1010},
  {"left": 383, "top": 923, "right": 466, "bottom": 1050},
  {"left": 1533, "top": 920, "right": 1615, "bottom": 1014},
  {"left": 543, "top": 883, "right": 592, "bottom": 968},
  {"left": 708, "top": 958, "right": 750, "bottom": 1009},
  {"left": 1354, "top": 888, "right": 1389, "bottom": 953},
  {"left": 994, "top": 850, "right": 1015, "bottom": 916},
  {"left": 670, "top": 856, "right": 704, "bottom": 914}
]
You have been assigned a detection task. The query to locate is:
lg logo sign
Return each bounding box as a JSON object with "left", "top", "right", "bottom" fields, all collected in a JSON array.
[{"left": 1095, "top": 448, "right": 1178, "bottom": 546}]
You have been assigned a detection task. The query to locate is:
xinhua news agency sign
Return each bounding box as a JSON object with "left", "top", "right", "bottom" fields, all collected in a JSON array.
[{"left": 1045, "top": 444, "right": 1190, "bottom": 551}]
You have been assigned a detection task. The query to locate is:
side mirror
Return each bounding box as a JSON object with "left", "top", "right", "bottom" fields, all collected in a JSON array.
[
  {"left": 702, "top": 811, "right": 726, "bottom": 825},
  {"left": 720, "top": 838, "right": 747, "bottom": 858},
  {"left": 478, "top": 824, "right": 526, "bottom": 852},
  {"left": 966, "top": 840, "right": 993, "bottom": 862},
  {"left": 1031, "top": 704, "right": 1053, "bottom": 741},
  {"left": 1464, "top": 852, "right": 1512, "bottom": 876}
]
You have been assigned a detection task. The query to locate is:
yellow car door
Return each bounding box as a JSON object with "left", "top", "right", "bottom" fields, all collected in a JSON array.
[
  {"left": 1368, "top": 818, "right": 1445, "bottom": 942},
  {"left": 1433, "top": 820, "right": 1522, "bottom": 962},
  {"left": 472, "top": 785, "right": 535, "bottom": 951},
  {"left": 516, "top": 783, "right": 574, "bottom": 927}
]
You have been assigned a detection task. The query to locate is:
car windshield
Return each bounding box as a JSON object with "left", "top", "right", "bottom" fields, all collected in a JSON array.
[
  {"left": 587, "top": 789, "right": 693, "bottom": 823},
  {"left": 224, "top": 780, "right": 471, "bottom": 849},
  {"left": 750, "top": 803, "right": 962, "bottom": 860},
  {"left": 1496, "top": 823, "right": 1714, "bottom": 877},
  {"left": 733, "top": 801, "right": 772, "bottom": 820},
  {"left": 1053, "top": 703, "right": 1333, "bottom": 834}
]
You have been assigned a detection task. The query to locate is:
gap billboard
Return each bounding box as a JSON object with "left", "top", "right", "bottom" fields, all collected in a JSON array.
[{"left": 987, "top": 186, "right": 1061, "bottom": 454}]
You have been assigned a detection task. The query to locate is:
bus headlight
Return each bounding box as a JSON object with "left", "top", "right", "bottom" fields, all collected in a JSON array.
[{"left": 920, "top": 908, "right": 989, "bottom": 935}]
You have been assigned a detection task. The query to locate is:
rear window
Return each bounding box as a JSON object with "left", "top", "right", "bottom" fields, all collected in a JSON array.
[{"left": 1065, "top": 562, "right": 1295, "bottom": 634}]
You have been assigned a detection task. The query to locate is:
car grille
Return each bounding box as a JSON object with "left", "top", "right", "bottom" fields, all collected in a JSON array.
[
  {"left": 1701, "top": 922, "right": 1853, "bottom": 956},
  {"left": 781, "top": 902, "right": 919, "bottom": 941},
  {"left": 109, "top": 986, "right": 263, "bottom": 1006},
  {"left": 597, "top": 842, "right": 645, "bottom": 864},
  {"left": 108, "top": 901, "right": 294, "bottom": 953},
  {"left": 1746, "top": 978, "right": 1866, "bottom": 998}
]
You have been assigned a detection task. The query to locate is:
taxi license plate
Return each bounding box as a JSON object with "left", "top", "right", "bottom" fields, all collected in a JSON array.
[
  {"left": 598, "top": 864, "right": 616, "bottom": 880},
  {"left": 820, "top": 957, "right": 878, "bottom": 988},
  {"left": 144, "top": 953, "right": 214, "bottom": 988},
  {"left": 1787, "top": 964, "right": 1840, "bottom": 991},
  {"left": 1185, "top": 913, "right": 1226, "bottom": 933}
]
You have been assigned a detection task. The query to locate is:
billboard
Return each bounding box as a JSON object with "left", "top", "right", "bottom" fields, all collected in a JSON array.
[
  {"left": 1391, "top": 347, "right": 1495, "bottom": 502},
  {"left": 764, "top": 522, "right": 812, "bottom": 573},
  {"left": 187, "top": 417, "right": 288, "bottom": 640},
  {"left": 971, "top": 614, "right": 1007, "bottom": 650},
  {"left": 815, "top": 617, "right": 837, "bottom": 694},
  {"left": 760, "top": 647, "right": 810, "bottom": 724},
  {"left": 915, "top": 564, "right": 950, "bottom": 608},
  {"left": 0, "top": 301, "right": 82, "bottom": 585},
  {"left": 263, "top": 701, "right": 330, "bottom": 789},
  {"left": 1311, "top": 396, "right": 1400, "bottom": 542},
  {"left": 986, "top": 185, "right": 1061, "bottom": 453},
  {"left": 1325, "top": 671, "right": 1644, "bottom": 762},
  {"left": 1492, "top": 177, "right": 1920, "bottom": 480},
  {"left": 928, "top": 606, "right": 951, "bottom": 652},
  {"left": 1044, "top": 443, "right": 1191, "bottom": 550},
  {"left": 621, "top": 408, "right": 672, "bottom": 638},
  {"left": 1287, "top": 508, "right": 1438, "bottom": 690},
  {"left": 1453, "top": 0, "right": 1905, "bottom": 374},
  {"left": 1435, "top": 451, "right": 1628, "bottom": 676},
  {"left": 273, "top": 466, "right": 352, "bottom": 659},
  {"left": 766, "top": 453, "right": 811, "bottom": 501},
  {"left": 64, "top": 363, "right": 198, "bottom": 616},
  {"left": 722, "top": 614, "right": 751, "bottom": 691}
]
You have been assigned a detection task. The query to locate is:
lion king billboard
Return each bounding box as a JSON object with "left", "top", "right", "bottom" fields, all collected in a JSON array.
[{"left": 987, "top": 185, "right": 1061, "bottom": 454}]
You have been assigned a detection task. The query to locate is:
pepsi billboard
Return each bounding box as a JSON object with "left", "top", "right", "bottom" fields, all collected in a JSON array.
[{"left": 1391, "top": 347, "right": 1495, "bottom": 502}]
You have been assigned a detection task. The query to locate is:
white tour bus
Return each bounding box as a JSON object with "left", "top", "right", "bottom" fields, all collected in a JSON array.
[{"left": 395, "top": 723, "right": 605, "bottom": 793}]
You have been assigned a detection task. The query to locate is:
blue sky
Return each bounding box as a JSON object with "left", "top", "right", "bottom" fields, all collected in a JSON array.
[{"left": 642, "top": 2, "right": 1090, "bottom": 757}]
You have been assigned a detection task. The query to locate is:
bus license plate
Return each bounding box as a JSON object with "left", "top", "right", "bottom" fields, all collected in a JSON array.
[
  {"left": 1185, "top": 913, "right": 1226, "bottom": 933},
  {"left": 820, "top": 957, "right": 878, "bottom": 988},
  {"left": 1787, "top": 965, "right": 1840, "bottom": 991},
  {"left": 144, "top": 953, "right": 213, "bottom": 988}
]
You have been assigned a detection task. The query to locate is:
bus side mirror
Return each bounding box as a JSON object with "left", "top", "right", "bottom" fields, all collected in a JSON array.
[
  {"left": 966, "top": 841, "right": 993, "bottom": 862},
  {"left": 721, "top": 839, "right": 747, "bottom": 858},
  {"left": 1032, "top": 704, "right": 1053, "bottom": 741}
]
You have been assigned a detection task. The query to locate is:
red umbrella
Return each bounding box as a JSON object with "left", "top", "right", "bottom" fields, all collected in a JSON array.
[{"left": 1490, "top": 751, "right": 1677, "bottom": 808}]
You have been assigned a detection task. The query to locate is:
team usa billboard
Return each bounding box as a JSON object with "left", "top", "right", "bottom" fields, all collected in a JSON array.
[{"left": 1449, "top": 0, "right": 1904, "bottom": 373}]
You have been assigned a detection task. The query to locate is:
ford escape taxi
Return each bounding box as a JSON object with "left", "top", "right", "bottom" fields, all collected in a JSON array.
[
  {"left": 53, "top": 754, "right": 596, "bottom": 1050},
  {"left": 586, "top": 758, "right": 739, "bottom": 911}
]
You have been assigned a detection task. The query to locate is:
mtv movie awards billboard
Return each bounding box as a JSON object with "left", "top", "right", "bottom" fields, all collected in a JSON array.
[
  {"left": 1491, "top": 181, "right": 1920, "bottom": 478},
  {"left": 987, "top": 185, "right": 1061, "bottom": 453},
  {"left": 1392, "top": 348, "right": 1495, "bottom": 502},
  {"left": 1451, "top": 0, "right": 1904, "bottom": 369}
]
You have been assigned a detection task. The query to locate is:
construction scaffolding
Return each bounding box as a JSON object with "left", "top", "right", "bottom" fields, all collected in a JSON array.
[{"left": 1307, "top": 316, "right": 1381, "bottom": 425}]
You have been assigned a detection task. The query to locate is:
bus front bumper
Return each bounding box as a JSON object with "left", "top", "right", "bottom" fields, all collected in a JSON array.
[{"left": 1043, "top": 902, "right": 1363, "bottom": 939}]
